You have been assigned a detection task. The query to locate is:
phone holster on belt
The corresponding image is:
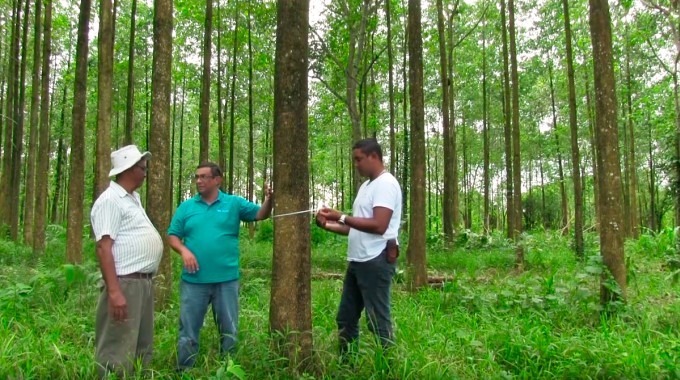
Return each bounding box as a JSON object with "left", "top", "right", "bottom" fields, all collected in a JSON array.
[{"left": 386, "top": 239, "right": 399, "bottom": 264}]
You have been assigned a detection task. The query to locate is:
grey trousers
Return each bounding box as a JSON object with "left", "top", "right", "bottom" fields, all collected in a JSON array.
[
  {"left": 95, "top": 277, "right": 154, "bottom": 378},
  {"left": 336, "top": 249, "right": 396, "bottom": 353}
]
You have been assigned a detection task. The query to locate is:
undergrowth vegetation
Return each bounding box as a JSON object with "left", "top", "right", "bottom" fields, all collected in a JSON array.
[{"left": 0, "top": 227, "right": 678, "bottom": 379}]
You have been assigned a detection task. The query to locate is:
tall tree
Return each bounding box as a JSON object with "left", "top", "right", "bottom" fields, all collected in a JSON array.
[
  {"left": 228, "top": 1, "right": 239, "bottom": 193},
  {"left": 499, "top": 0, "right": 514, "bottom": 239},
  {"left": 66, "top": 0, "right": 92, "bottom": 262},
  {"left": 23, "top": 0, "right": 42, "bottom": 247},
  {"left": 32, "top": 0, "right": 52, "bottom": 253},
  {"left": 548, "top": 62, "right": 569, "bottom": 234},
  {"left": 508, "top": 0, "right": 523, "bottom": 265},
  {"left": 406, "top": 0, "right": 427, "bottom": 290},
  {"left": 148, "top": 0, "right": 174, "bottom": 308},
  {"left": 482, "top": 7, "right": 490, "bottom": 234},
  {"left": 588, "top": 0, "right": 627, "bottom": 304},
  {"left": 10, "top": 0, "right": 31, "bottom": 240},
  {"left": 436, "top": 0, "right": 454, "bottom": 239},
  {"left": 562, "top": 0, "right": 584, "bottom": 257},
  {"left": 124, "top": 0, "right": 138, "bottom": 145},
  {"left": 0, "top": 0, "right": 21, "bottom": 235},
  {"left": 386, "top": 0, "right": 396, "bottom": 173},
  {"left": 624, "top": 30, "right": 639, "bottom": 238},
  {"left": 199, "top": 0, "right": 212, "bottom": 162},
  {"left": 270, "top": 0, "right": 313, "bottom": 367},
  {"left": 95, "top": 0, "right": 114, "bottom": 200}
]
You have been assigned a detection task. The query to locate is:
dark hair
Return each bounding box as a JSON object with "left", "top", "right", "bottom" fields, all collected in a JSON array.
[
  {"left": 352, "top": 138, "right": 383, "bottom": 161},
  {"left": 197, "top": 162, "right": 223, "bottom": 177}
]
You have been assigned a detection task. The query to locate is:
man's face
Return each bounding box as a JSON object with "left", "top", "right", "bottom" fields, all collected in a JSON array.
[
  {"left": 352, "top": 148, "right": 375, "bottom": 177},
  {"left": 195, "top": 167, "right": 220, "bottom": 195},
  {"left": 131, "top": 159, "right": 148, "bottom": 188}
]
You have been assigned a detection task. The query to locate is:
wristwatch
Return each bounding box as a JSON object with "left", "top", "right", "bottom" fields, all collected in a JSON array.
[{"left": 338, "top": 214, "right": 347, "bottom": 225}]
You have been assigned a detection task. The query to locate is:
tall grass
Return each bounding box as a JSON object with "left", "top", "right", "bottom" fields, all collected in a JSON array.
[{"left": 0, "top": 227, "right": 678, "bottom": 379}]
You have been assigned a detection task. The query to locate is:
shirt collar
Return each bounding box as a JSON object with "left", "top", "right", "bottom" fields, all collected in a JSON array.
[
  {"left": 110, "top": 181, "right": 131, "bottom": 198},
  {"left": 193, "top": 190, "right": 225, "bottom": 204}
]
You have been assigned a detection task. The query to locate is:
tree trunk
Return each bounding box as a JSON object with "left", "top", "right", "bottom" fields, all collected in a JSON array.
[
  {"left": 217, "top": 0, "right": 225, "bottom": 178},
  {"left": 406, "top": 0, "right": 427, "bottom": 291},
  {"left": 51, "top": 47, "right": 71, "bottom": 225},
  {"left": 508, "top": 0, "right": 523, "bottom": 266},
  {"left": 270, "top": 0, "right": 313, "bottom": 368},
  {"left": 401, "top": 13, "right": 409, "bottom": 223},
  {"left": 66, "top": 0, "right": 92, "bottom": 263},
  {"left": 447, "top": 15, "right": 461, "bottom": 231},
  {"left": 199, "top": 0, "right": 212, "bottom": 162},
  {"left": 500, "top": 0, "right": 514, "bottom": 239},
  {"left": 386, "top": 0, "right": 396, "bottom": 173},
  {"left": 549, "top": 63, "right": 569, "bottom": 235},
  {"left": 482, "top": 13, "right": 490, "bottom": 234},
  {"left": 247, "top": 0, "right": 255, "bottom": 238},
  {"left": 124, "top": 0, "right": 137, "bottom": 145},
  {"left": 436, "top": 0, "right": 453, "bottom": 239},
  {"left": 95, "top": 0, "right": 114, "bottom": 201},
  {"left": 148, "top": 0, "right": 174, "bottom": 309},
  {"left": 648, "top": 120, "right": 657, "bottom": 231},
  {"left": 33, "top": 0, "right": 53, "bottom": 252},
  {"left": 562, "top": 0, "right": 584, "bottom": 257},
  {"left": 10, "top": 0, "right": 31, "bottom": 241},
  {"left": 624, "top": 34, "right": 639, "bottom": 238},
  {"left": 23, "top": 0, "right": 42, "bottom": 247},
  {"left": 0, "top": 0, "right": 21, "bottom": 234},
  {"left": 584, "top": 66, "right": 600, "bottom": 227},
  {"left": 176, "top": 72, "right": 187, "bottom": 207},
  {"left": 228, "top": 2, "right": 239, "bottom": 193},
  {"left": 588, "top": 0, "right": 627, "bottom": 304}
]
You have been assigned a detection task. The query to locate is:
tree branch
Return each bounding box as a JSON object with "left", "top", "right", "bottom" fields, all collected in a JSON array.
[
  {"left": 646, "top": 36, "right": 674, "bottom": 75},
  {"left": 452, "top": 3, "right": 490, "bottom": 50},
  {"left": 312, "top": 74, "right": 349, "bottom": 107}
]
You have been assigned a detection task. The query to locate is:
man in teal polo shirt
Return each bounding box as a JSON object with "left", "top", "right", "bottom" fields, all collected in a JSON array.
[{"left": 168, "top": 162, "right": 272, "bottom": 369}]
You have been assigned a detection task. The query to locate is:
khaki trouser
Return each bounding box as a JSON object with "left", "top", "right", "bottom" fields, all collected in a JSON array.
[{"left": 95, "top": 277, "right": 154, "bottom": 378}]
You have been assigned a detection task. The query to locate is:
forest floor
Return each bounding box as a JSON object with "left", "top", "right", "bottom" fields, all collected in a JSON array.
[{"left": 0, "top": 226, "right": 678, "bottom": 379}]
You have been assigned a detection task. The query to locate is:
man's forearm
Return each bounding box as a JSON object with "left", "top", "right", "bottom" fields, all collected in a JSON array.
[
  {"left": 168, "top": 235, "right": 189, "bottom": 255},
  {"left": 96, "top": 242, "right": 121, "bottom": 293},
  {"left": 255, "top": 197, "right": 273, "bottom": 220},
  {"left": 323, "top": 221, "right": 350, "bottom": 236}
]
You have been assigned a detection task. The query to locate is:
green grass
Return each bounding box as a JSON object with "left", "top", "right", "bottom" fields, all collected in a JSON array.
[{"left": 0, "top": 228, "right": 678, "bottom": 379}]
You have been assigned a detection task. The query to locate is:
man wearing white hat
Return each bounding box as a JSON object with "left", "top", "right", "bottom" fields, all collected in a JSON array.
[{"left": 90, "top": 144, "right": 164, "bottom": 377}]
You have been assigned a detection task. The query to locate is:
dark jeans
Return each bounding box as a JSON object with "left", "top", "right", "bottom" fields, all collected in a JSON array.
[
  {"left": 336, "top": 249, "right": 396, "bottom": 354},
  {"left": 177, "top": 279, "right": 239, "bottom": 369}
]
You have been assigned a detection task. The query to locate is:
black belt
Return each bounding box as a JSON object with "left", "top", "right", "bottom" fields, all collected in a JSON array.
[{"left": 118, "top": 272, "right": 153, "bottom": 279}]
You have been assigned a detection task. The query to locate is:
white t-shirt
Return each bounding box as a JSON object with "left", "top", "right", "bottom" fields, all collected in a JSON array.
[{"left": 347, "top": 172, "right": 402, "bottom": 262}]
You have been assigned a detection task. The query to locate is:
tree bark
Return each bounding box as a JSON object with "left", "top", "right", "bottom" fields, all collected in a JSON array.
[
  {"left": 23, "top": 0, "right": 42, "bottom": 247},
  {"left": 0, "top": 0, "right": 21, "bottom": 234},
  {"left": 508, "top": 0, "right": 523, "bottom": 266},
  {"left": 95, "top": 0, "right": 114, "bottom": 201},
  {"left": 199, "top": 0, "right": 212, "bottom": 162},
  {"left": 624, "top": 33, "right": 639, "bottom": 238},
  {"left": 436, "top": 0, "right": 454, "bottom": 239},
  {"left": 270, "top": 0, "right": 313, "bottom": 368},
  {"left": 148, "top": 0, "right": 174, "bottom": 309},
  {"left": 588, "top": 0, "right": 627, "bottom": 304},
  {"left": 500, "top": 0, "right": 514, "bottom": 239},
  {"left": 548, "top": 63, "right": 569, "bottom": 235},
  {"left": 482, "top": 13, "right": 490, "bottom": 234},
  {"left": 124, "top": 0, "right": 138, "bottom": 145},
  {"left": 10, "top": 0, "right": 31, "bottom": 241},
  {"left": 407, "top": 0, "right": 427, "bottom": 290},
  {"left": 562, "top": 0, "right": 584, "bottom": 257},
  {"left": 66, "top": 0, "right": 92, "bottom": 263},
  {"left": 228, "top": 1, "right": 239, "bottom": 193},
  {"left": 584, "top": 66, "right": 600, "bottom": 227},
  {"left": 386, "top": 0, "right": 396, "bottom": 174}
]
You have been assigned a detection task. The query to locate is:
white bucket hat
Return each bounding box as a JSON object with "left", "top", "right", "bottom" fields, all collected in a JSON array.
[{"left": 109, "top": 145, "right": 152, "bottom": 177}]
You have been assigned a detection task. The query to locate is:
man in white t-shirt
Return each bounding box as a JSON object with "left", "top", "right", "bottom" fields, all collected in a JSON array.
[
  {"left": 317, "top": 138, "right": 403, "bottom": 358},
  {"left": 90, "top": 145, "right": 164, "bottom": 377}
]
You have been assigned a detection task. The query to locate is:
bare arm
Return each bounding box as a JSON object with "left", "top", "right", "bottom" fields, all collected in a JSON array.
[
  {"left": 316, "top": 214, "right": 351, "bottom": 236},
  {"left": 96, "top": 236, "right": 127, "bottom": 321},
  {"left": 168, "top": 235, "right": 199, "bottom": 273},
  {"left": 318, "top": 206, "right": 393, "bottom": 235},
  {"left": 255, "top": 185, "right": 273, "bottom": 221}
]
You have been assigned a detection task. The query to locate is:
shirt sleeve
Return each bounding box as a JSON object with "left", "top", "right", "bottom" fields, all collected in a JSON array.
[
  {"left": 90, "top": 198, "right": 123, "bottom": 242},
  {"left": 239, "top": 197, "right": 261, "bottom": 222},
  {"left": 168, "top": 202, "right": 186, "bottom": 238},
  {"left": 372, "top": 179, "right": 400, "bottom": 211}
]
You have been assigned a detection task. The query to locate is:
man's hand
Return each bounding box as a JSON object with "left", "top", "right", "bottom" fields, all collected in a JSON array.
[
  {"left": 108, "top": 289, "right": 128, "bottom": 322},
  {"left": 181, "top": 249, "right": 199, "bottom": 273},
  {"left": 318, "top": 207, "right": 342, "bottom": 221},
  {"left": 264, "top": 183, "right": 274, "bottom": 199},
  {"left": 315, "top": 213, "right": 327, "bottom": 228}
]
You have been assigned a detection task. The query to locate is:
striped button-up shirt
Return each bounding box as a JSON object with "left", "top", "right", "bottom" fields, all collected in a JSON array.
[{"left": 91, "top": 181, "right": 163, "bottom": 275}]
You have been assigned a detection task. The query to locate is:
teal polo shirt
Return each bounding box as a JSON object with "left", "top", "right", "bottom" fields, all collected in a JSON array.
[{"left": 168, "top": 191, "right": 260, "bottom": 283}]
